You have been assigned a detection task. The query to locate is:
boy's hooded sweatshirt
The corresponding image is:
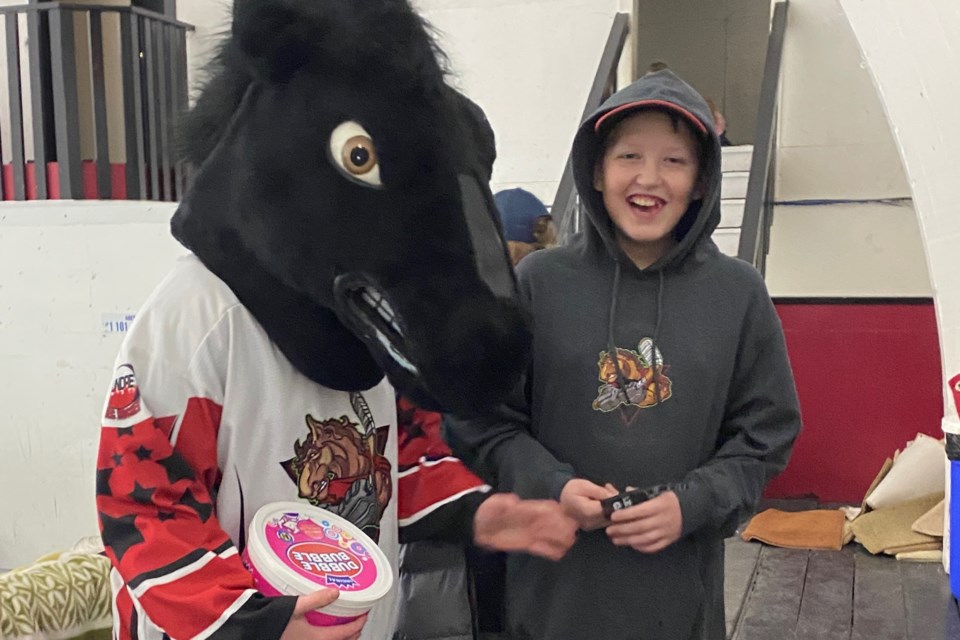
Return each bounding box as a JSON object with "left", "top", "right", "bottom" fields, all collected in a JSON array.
[{"left": 445, "top": 70, "right": 801, "bottom": 640}]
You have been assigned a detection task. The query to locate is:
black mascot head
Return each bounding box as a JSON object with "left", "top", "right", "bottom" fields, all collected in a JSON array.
[{"left": 171, "top": 0, "right": 529, "bottom": 417}]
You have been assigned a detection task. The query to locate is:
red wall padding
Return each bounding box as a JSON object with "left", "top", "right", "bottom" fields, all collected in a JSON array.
[{"left": 766, "top": 302, "right": 943, "bottom": 503}]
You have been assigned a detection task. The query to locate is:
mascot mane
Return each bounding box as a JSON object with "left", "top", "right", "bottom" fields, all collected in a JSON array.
[
  {"left": 180, "top": 2, "right": 450, "bottom": 169},
  {"left": 171, "top": 0, "right": 528, "bottom": 417}
]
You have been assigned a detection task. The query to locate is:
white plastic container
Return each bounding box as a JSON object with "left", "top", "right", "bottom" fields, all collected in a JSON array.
[{"left": 242, "top": 502, "right": 393, "bottom": 626}]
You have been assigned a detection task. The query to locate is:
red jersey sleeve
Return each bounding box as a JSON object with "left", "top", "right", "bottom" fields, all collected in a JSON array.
[{"left": 97, "top": 327, "right": 293, "bottom": 640}]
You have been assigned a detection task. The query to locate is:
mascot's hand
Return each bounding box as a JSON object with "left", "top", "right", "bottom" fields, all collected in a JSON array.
[
  {"left": 280, "top": 589, "right": 366, "bottom": 640},
  {"left": 473, "top": 493, "right": 577, "bottom": 561}
]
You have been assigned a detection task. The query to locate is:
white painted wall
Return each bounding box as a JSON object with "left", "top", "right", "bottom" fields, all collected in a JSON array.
[
  {"left": 412, "top": 0, "right": 626, "bottom": 204},
  {"left": 764, "top": 0, "right": 931, "bottom": 297},
  {"left": 0, "top": 202, "right": 182, "bottom": 567},
  {"left": 766, "top": 201, "right": 930, "bottom": 297}
]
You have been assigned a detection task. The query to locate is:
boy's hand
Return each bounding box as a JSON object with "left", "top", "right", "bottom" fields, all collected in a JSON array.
[
  {"left": 559, "top": 478, "right": 618, "bottom": 531},
  {"left": 473, "top": 493, "right": 578, "bottom": 561},
  {"left": 605, "top": 490, "right": 683, "bottom": 553},
  {"left": 280, "top": 589, "right": 367, "bottom": 640}
]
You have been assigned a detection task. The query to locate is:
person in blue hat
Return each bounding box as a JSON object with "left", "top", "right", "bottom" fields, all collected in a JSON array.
[{"left": 494, "top": 188, "right": 557, "bottom": 265}]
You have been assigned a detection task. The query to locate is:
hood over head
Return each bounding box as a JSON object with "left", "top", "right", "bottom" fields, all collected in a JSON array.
[
  {"left": 571, "top": 70, "right": 722, "bottom": 271},
  {"left": 171, "top": 0, "right": 529, "bottom": 417}
]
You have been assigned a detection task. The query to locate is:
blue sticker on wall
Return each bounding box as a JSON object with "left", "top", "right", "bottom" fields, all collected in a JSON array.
[{"left": 102, "top": 313, "right": 136, "bottom": 334}]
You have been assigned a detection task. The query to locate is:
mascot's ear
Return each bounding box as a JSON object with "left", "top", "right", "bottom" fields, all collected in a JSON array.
[
  {"left": 232, "top": 0, "right": 329, "bottom": 83},
  {"left": 458, "top": 92, "right": 497, "bottom": 182}
]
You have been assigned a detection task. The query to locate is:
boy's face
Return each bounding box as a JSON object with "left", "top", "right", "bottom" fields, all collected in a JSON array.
[{"left": 593, "top": 110, "right": 702, "bottom": 267}]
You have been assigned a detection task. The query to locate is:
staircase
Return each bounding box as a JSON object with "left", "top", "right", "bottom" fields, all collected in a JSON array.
[{"left": 713, "top": 144, "right": 754, "bottom": 257}]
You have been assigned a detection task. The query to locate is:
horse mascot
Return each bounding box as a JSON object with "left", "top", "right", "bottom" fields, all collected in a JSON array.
[{"left": 94, "top": 1, "right": 538, "bottom": 638}]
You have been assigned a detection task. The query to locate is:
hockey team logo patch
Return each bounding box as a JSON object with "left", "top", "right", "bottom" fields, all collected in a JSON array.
[{"left": 106, "top": 364, "right": 141, "bottom": 420}]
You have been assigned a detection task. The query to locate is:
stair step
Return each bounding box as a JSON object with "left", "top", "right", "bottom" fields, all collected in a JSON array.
[
  {"left": 721, "top": 145, "right": 754, "bottom": 172},
  {"left": 722, "top": 171, "right": 749, "bottom": 199},
  {"left": 719, "top": 199, "right": 745, "bottom": 229},
  {"left": 712, "top": 228, "right": 741, "bottom": 257}
]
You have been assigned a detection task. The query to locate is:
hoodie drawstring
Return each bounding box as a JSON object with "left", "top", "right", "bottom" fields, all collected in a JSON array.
[
  {"left": 607, "top": 262, "right": 666, "bottom": 408},
  {"left": 652, "top": 270, "right": 664, "bottom": 406},
  {"left": 608, "top": 260, "right": 629, "bottom": 399}
]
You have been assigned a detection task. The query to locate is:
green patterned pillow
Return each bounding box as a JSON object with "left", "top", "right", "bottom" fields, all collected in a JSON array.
[{"left": 0, "top": 551, "right": 112, "bottom": 640}]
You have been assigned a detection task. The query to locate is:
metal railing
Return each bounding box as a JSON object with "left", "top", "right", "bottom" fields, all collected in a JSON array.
[
  {"left": 737, "top": 1, "right": 789, "bottom": 274},
  {"left": 551, "top": 12, "right": 630, "bottom": 240},
  {"left": 0, "top": 2, "right": 193, "bottom": 201}
]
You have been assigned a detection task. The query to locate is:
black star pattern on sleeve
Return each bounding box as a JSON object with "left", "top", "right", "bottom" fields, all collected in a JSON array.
[
  {"left": 157, "top": 510, "right": 176, "bottom": 522},
  {"left": 157, "top": 453, "right": 196, "bottom": 485},
  {"left": 100, "top": 513, "right": 144, "bottom": 561},
  {"left": 96, "top": 467, "right": 114, "bottom": 496},
  {"left": 134, "top": 445, "right": 153, "bottom": 461},
  {"left": 111, "top": 453, "right": 124, "bottom": 467},
  {"left": 129, "top": 482, "right": 156, "bottom": 505},
  {"left": 116, "top": 426, "right": 135, "bottom": 438},
  {"left": 178, "top": 489, "right": 213, "bottom": 523}
]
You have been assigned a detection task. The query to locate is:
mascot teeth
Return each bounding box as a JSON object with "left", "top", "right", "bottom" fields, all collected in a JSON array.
[
  {"left": 377, "top": 331, "right": 418, "bottom": 375},
  {"left": 360, "top": 287, "right": 403, "bottom": 336}
]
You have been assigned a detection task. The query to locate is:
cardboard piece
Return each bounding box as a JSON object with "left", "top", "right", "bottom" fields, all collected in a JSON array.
[
  {"left": 911, "top": 498, "right": 945, "bottom": 537},
  {"left": 896, "top": 549, "right": 944, "bottom": 563},
  {"left": 884, "top": 541, "right": 942, "bottom": 555},
  {"left": 850, "top": 492, "right": 944, "bottom": 555}
]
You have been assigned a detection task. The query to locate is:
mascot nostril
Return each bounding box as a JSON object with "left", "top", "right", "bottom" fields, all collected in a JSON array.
[{"left": 171, "top": 0, "right": 530, "bottom": 416}]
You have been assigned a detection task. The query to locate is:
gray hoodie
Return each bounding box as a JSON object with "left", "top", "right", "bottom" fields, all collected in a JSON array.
[{"left": 445, "top": 71, "right": 801, "bottom": 640}]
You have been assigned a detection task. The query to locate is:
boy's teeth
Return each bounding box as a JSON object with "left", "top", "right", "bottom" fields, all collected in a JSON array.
[{"left": 630, "top": 196, "right": 658, "bottom": 207}]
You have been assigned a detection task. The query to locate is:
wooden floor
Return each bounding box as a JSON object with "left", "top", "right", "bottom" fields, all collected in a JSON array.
[{"left": 724, "top": 535, "right": 959, "bottom": 640}]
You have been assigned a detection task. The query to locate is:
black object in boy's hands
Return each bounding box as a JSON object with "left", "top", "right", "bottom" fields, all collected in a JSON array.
[{"left": 601, "top": 484, "right": 673, "bottom": 519}]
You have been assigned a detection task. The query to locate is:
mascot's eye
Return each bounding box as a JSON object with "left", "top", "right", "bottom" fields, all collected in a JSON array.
[
  {"left": 344, "top": 137, "right": 376, "bottom": 173},
  {"left": 329, "top": 121, "right": 382, "bottom": 187}
]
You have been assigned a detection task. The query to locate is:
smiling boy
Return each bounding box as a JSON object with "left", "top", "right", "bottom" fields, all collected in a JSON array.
[
  {"left": 445, "top": 70, "right": 801, "bottom": 639},
  {"left": 594, "top": 108, "right": 704, "bottom": 269}
]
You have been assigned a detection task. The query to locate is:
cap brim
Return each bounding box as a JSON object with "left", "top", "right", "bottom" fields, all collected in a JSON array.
[{"left": 594, "top": 99, "right": 709, "bottom": 136}]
